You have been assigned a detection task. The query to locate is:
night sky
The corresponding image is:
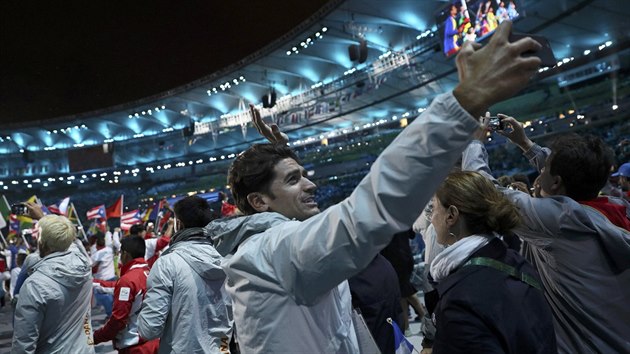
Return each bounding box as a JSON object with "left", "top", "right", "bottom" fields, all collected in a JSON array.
[{"left": 0, "top": 1, "right": 329, "bottom": 126}]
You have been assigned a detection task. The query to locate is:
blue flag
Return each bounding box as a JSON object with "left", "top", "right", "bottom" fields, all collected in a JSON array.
[{"left": 387, "top": 317, "right": 414, "bottom": 354}]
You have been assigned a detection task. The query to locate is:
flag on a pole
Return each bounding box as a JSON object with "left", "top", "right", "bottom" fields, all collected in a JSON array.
[
  {"left": 87, "top": 219, "right": 107, "bottom": 236},
  {"left": 58, "top": 197, "right": 70, "bottom": 215},
  {"left": 387, "top": 318, "right": 415, "bottom": 354},
  {"left": 0, "top": 195, "right": 12, "bottom": 225},
  {"left": 8, "top": 214, "right": 20, "bottom": 236},
  {"left": 142, "top": 202, "right": 158, "bottom": 223},
  {"left": 106, "top": 195, "right": 124, "bottom": 218},
  {"left": 66, "top": 204, "right": 78, "bottom": 224},
  {"left": 47, "top": 204, "right": 61, "bottom": 215},
  {"left": 87, "top": 205, "right": 107, "bottom": 220},
  {"left": 121, "top": 210, "right": 142, "bottom": 231}
]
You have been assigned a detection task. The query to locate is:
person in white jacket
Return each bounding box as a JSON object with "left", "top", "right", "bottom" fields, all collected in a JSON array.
[
  {"left": 12, "top": 204, "right": 94, "bottom": 354},
  {"left": 138, "top": 196, "right": 232, "bottom": 353},
  {"left": 209, "top": 21, "right": 543, "bottom": 353}
]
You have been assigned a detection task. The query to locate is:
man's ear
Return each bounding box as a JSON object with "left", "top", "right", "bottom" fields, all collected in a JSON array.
[
  {"left": 550, "top": 174, "right": 565, "bottom": 195},
  {"left": 246, "top": 192, "right": 270, "bottom": 213}
]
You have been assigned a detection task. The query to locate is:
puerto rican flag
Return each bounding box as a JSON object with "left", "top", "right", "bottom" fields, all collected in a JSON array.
[
  {"left": 120, "top": 209, "right": 142, "bottom": 231},
  {"left": 86, "top": 205, "right": 107, "bottom": 220}
]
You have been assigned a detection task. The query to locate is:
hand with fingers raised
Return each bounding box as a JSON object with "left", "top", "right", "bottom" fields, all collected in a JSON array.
[
  {"left": 453, "top": 21, "right": 542, "bottom": 119},
  {"left": 249, "top": 104, "right": 289, "bottom": 145}
]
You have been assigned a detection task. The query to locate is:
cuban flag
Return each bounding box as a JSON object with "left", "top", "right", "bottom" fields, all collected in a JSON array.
[
  {"left": 120, "top": 209, "right": 142, "bottom": 231},
  {"left": 87, "top": 205, "right": 107, "bottom": 220},
  {"left": 387, "top": 318, "right": 415, "bottom": 354}
]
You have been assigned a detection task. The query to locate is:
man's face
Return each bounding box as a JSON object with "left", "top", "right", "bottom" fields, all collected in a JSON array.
[{"left": 261, "top": 158, "right": 319, "bottom": 221}]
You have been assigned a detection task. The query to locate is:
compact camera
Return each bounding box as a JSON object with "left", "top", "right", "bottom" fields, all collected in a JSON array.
[
  {"left": 487, "top": 116, "right": 506, "bottom": 131},
  {"left": 11, "top": 203, "right": 28, "bottom": 215}
]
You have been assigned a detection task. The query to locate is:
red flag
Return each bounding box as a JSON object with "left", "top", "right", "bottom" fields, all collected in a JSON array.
[{"left": 106, "top": 195, "right": 124, "bottom": 218}]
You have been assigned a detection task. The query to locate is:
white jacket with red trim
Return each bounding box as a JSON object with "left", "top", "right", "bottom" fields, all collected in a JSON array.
[{"left": 93, "top": 257, "right": 158, "bottom": 351}]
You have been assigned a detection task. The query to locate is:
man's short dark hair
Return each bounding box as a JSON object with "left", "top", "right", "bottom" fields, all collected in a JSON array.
[
  {"left": 174, "top": 196, "right": 214, "bottom": 228},
  {"left": 129, "top": 224, "right": 145, "bottom": 236},
  {"left": 96, "top": 232, "right": 106, "bottom": 247},
  {"left": 549, "top": 134, "right": 613, "bottom": 201},
  {"left": 228, "top": 143, "right": 300, "bottom": 215},
  {"left": 121, "top": 236, "right": 146, "bottom": 259}
]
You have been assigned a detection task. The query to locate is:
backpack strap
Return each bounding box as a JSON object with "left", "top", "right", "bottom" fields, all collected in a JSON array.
[{"left": 463, "top": 257, "right": 542, "bottom": 290}]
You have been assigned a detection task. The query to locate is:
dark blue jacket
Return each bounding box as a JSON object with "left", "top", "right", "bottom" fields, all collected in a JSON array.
[
  {"left": 348, "top": 254, "right": 402, "bottom": 354},
  {"left": 426, "top": 238, "right": 557, "bottom": 354}
]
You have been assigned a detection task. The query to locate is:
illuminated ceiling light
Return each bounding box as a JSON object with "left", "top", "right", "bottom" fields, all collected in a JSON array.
[
  {"left": 322, "top": 27, "right": 328, "bottom": 32},
  {"left": 161, "top": 105, "right": 165, "bottom": 109},
  {"left": 92, "top": 173, "right": 97, "bottom": 177},
  {"left": 612, "top": 104, "right": 618, "bottom": 110},
  {"left": 19, "top": 149, "right": 24, "bottom": 153},
  {"left": 605, "top": 40, "right": 612, "bottom": 47},
  {"left": 583, "top": 49, "right": 591, "bottom": 55},
  {"left": 43, "top": 183, "right": 48, "bottom": 187}
]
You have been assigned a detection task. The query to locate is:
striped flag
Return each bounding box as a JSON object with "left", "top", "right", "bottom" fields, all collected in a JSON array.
[
  {"left": 120, "top": 209, "right": 142, "bottom": 231},
  {"left": 47, "top": 204, "right": 62, "bottom": 215},
  {"left": 87, "top": 205, "right": 107, "bottom": 220}
]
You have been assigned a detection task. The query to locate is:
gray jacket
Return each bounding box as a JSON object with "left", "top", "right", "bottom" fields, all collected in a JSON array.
[
  {"left": 138, "top": 228, "right": 233, "bottom": 354},
  {"left": 209, "top": 92, "right": 480, "bottom": 353},
  {"left": 12, "top": 240, "right": 95, "bottom": 354},
  {"left": 463, "top": 140, "right": 630, "bottom": 353}
]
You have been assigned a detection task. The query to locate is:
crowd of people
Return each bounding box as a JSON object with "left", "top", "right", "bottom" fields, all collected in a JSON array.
[{"left": 2, "top": 21, "right": 630, "bottom": 354}]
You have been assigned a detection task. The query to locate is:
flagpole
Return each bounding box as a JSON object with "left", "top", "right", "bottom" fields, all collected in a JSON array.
[
  {"left": 70, "top": 202, "right": 88, "bottom": 242},
  {"left": 0, "top": 229, "right": 8, "bottom": 248},
  {"left": 21, "top": 231, "right": 30, "bottom": 249}
]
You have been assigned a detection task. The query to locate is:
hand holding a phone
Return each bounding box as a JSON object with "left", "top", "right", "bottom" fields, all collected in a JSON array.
[
  {"left": 495, "top": 114, "right": 534, "bottom": 152},
  {"left": 453, "top": 21, "right": 541, "bottom": 118},
  {"left": 24, "top": 202, "right": 45, "bottom": 220}
]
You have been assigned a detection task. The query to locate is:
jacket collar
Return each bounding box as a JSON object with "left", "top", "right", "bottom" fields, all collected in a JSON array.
[
  {"left": 120, "top": 257, "right": 148, "bottom": 276},
  {"left": 435, "top": 237, "right": 507, "bottom": 295}
]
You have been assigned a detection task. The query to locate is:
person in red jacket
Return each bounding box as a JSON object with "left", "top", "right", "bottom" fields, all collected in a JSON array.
[{"left": 93, "top": 236, "right": 159, "bottom": 354}]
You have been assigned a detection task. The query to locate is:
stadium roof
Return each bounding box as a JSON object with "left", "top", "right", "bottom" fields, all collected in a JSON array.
[{"left": 1, "top": 0, "right": 629, "bottom": 163}]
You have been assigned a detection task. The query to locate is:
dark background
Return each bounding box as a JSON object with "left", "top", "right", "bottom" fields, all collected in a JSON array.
[{"left": 0, "top": 1, "right": 329, "bottom": 124}]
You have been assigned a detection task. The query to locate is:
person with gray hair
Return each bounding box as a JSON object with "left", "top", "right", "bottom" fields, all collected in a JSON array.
[{"left": 12, "top": 203, "right": 95, "bottom": 354}]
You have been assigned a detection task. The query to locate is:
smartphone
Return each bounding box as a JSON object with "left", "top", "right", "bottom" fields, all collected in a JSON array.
[
  {"left": 509, "top": 33, "right": 557, "bottom": 67},
  {"left": 11, "top": 203, "right": 28, "bottom": 215},
  {"left": 487, "top": 116, "right": 505, "bottom": 131}
]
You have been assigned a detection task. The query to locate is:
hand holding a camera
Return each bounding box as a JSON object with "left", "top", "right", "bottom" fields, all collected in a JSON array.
[
  {"left": 494, "top": 114, "right": 534, "bottom": 152},
  {"left": 23, "top": 202, "right": 45, "bottom": 220}
]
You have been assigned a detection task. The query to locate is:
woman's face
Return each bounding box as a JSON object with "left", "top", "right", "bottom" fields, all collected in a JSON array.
[{"left": 431, "top": 196, "right": 452, "bottom": 245}]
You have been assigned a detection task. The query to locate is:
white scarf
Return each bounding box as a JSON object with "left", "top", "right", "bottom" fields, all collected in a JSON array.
[{"left": 430, "top": 234, "right": 495, "bottom": 283}]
